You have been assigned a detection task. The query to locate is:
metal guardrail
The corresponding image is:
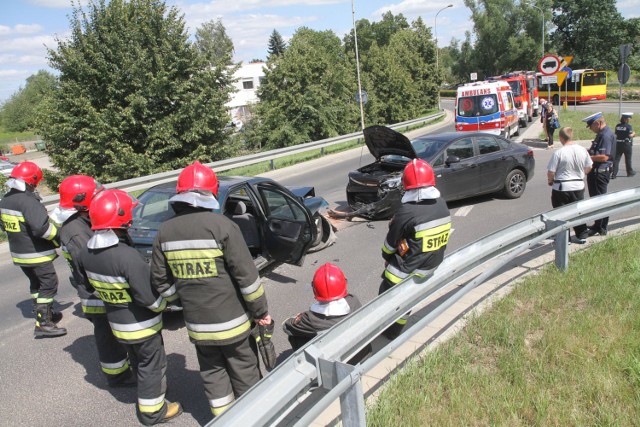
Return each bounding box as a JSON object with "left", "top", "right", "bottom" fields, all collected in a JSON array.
[
  {"left": 40, "top": 112, "right": 445, "bottom": 209},
  {"left": 208, "top": 188, "right": 640, "bottom": 426}
]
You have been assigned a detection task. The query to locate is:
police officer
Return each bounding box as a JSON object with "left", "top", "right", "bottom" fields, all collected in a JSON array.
[
  {"left": 150, "top": 161, "right": 271, "bottom": 418},
  {"left": 379, "top": 159, "right": 452, "bottom": 339},
  {"left": 51, "top": 175, "right": 134, "bottom": 387},
  {"left": 282, "top": 263, "right": 371, "bottom": 363},
  {"left": 0, "top": 161, "right": 66, "bottom": 338},
  {"left": 583, "top": 112, "right": 616, "bottom": 236},
  {"left": 79, "top": 189, "right": 182, "bottom": 425},
  {"left": 612, "top": 112, "right": 636, "bottom": 179}
]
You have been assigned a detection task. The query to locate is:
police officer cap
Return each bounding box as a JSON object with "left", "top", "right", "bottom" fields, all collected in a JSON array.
[
  {"left": 622, "top": 112, "right": 634, "bottom": 119},
  {"left": 582, "top": 112, "right": 603, "bottom": 127}
]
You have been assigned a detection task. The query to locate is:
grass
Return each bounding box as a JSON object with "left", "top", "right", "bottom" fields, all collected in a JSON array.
[
  {"left": 367, "top": 230, "right": 640, "bottom": 426},
  {"left": 539, "top": 109, "right": 620, "bottom": 141}
]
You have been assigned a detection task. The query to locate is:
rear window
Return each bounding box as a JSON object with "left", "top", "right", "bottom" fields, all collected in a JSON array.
[{"left": 457, "top": 94, "right": 499, "bottom": 117}]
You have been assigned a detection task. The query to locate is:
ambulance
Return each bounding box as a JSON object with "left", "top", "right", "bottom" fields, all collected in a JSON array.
[{"left": 454, "top": 80, "right": 519, "bottom": 138}]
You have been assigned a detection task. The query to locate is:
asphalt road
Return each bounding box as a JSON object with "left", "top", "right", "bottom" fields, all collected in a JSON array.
[{"left": 1, "top": 103, "right": 639, "bottom": 426}]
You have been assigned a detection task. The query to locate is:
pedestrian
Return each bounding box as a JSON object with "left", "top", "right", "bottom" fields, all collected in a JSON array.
[
  {"left": 79, "top": 189, "right": 182, "bottom": 425},
  {"left": 612, "top": 112, "right": 636, "bottom": 179},
  {"left": 379, "top": 159, "right": 451, "bottom": 339},
  {"left": 51, "top": 175, "right": 135, "bottom": 387},
  {"left": 544, "top": 102, "right": 559, "bottom": 149},
  {"left": 0, "top": 161, "right": 66, "bottom": 338},
  {"left": 282, "top": 263, "right": 371, "bottom": 363},
  {"left": 150, "top": 161, "right": 271, "bottom": 418},
  {"left": 546, "top": 127, "right": 593, "bottom": 243},
  {"left": 583, "top": 112, "right": 616, "bottom": 236}
]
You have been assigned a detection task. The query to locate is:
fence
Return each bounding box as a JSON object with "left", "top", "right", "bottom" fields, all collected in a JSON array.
[
  {"left": 207, "top": 188, "right": 640, "bottom": 426},
  {"left": 40, "top": 112, "right": 445, "bottom": 210}
]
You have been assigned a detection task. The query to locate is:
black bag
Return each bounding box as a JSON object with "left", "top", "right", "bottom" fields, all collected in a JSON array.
[{"left": 251, "top": 319, "right": 277, "bottom": 371}]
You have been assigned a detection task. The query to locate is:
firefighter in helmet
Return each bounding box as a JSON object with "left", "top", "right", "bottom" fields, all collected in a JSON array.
[
  {"left": 283, "top": 263, "right": 371, "bottom": 364},
  {"left": 51, "top": 175, "right": 135, "bottom": 387},
  {"left": 78, "top": 189, "right": 182, "bottom": 425},
  {"left": 380, "top": 159, "right": 452, "bottom": 339},
  {"left": 150, "top": 161, "right": 271, "bottom": 418},
  {"left": 0, "top": 161, "right": 66, "bottom": 337}
]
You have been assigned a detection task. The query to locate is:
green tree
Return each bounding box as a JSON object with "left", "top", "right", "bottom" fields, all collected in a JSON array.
[
  {"left": 267, "top": 29, "right": 286, "bottom": 58},
  {"left": 38, "top": 0, "right": 232, "bottom": 183},
  {"left": 551, "top": 0, "right": 627, "bottom": 69},
  {"left": 195, "top": 18, "right": 234, "bottom": 69},
  {"left": 344, "top": 12, "right": 410, "bottom": 54},
  {"left": 252, "top": 28, "right": 359, "bottom": 149},
  {"left": 0, "top": 70, "right": 57, "bottom": 132}
]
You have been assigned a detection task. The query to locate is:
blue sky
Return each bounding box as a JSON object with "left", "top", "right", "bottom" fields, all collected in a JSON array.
[{"left": 1, "top": 0, "right": 638, "bottom": 103}]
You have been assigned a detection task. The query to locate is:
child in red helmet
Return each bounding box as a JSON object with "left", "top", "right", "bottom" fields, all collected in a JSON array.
[{"left": 282, "top": 263, "right": 371, "bottom": 363}]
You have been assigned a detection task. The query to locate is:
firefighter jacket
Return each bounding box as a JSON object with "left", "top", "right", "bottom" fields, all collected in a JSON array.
[
  {"left": 381, "top": 197, "right": 451, "bottom": 285},
  {"left": 0, "top": 188, "right": 59, "bottom": 266},
  {"left": 60, "top": 214, "right": 106, "bottom": 316},
  {"left": 78, "top": 236, "right": 166, "bottom": 344},
  {"left": 150, "top": 205, "right": 268, "bottom": 347}
]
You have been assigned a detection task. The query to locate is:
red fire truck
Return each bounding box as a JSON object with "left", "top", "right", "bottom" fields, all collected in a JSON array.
[{"left": 489, "top": 71, "right": 538, "bottom": 127}]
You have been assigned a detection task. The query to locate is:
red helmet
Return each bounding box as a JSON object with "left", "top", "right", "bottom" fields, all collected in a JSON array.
[
  {"left": 89, "top": 189, "right": 139, "bottom": 230},
  {"left": 176, "top": 161, "right": 219, "bottom": 196},
  {"left": 312, "top": 263, "right": 348, "bottom": 302},
  {"left": 10, "top": 161, "right": 43, "bottom": 187},
  {"left": 402, "top": 159, "right": 435, "bottom": 190},
  {"left": 59, "top": 175, "right": 104, "bottom": 211}
]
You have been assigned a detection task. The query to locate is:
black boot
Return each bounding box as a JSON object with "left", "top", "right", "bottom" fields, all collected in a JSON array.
[
  {"left": 33, "top": 299, "right": 63, "bottom": 323},
  {"left": 34, "top": 303, "right": 67, "bottom": 338}
]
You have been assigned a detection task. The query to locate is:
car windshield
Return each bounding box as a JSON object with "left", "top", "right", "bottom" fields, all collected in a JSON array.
[
  {"left": 411, "top": 137, "right": 451, "bottom": 160},
  {"left": 132, "top": 190, "right": 175, "bottom": 229},
  {"left": 507, "top": 81, "right": 522, "bottom": 96},
  {"left": 457, "top": 94, "right": 499, "bottom": 117}
]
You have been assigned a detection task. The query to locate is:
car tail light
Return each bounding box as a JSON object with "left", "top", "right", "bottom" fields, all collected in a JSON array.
[{"left": 526, "top": 149, "right": 534, "bottom": 157}]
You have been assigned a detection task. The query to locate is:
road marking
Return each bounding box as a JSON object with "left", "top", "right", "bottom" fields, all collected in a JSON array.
[{"left": 454, "top": 205, "right": 473, "bottom": 217}]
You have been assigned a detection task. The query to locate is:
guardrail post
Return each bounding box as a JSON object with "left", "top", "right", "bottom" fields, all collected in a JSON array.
[
  {"left": 270, "top": 159, "right": 275, "bottom": 170},
  {"left": 554, "top": 230, "right": 569, "bottom": 271},
  {"left": 335, "top": 362, "right": 366, "bottom": 427}
]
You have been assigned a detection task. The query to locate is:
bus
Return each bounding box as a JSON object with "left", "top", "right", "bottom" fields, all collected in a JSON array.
[{"left": 537, "top": 69, "right": 607, "bottom": 104}]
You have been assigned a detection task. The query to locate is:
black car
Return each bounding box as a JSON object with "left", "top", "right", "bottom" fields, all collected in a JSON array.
[
  {"left": 129, "top": 176, "right": 336, "bottom": 271},
  {"left": 345, "top": 126, "right": 535, "bottom": 219}
]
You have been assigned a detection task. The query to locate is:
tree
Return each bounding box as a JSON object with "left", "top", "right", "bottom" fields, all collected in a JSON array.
[
  {"left": 251, "top": 28, "right": 359, "bottom": 149},
  {"left": 195, "top": 19, "right": 234, "bottom": 69},
  {"left": 267, "top": 29, "right": 286, "bottom": 58},
  {"left": 0, "top": 70, "right": 57, "bottom": 132},
  {"left": 551, "top": 0, "right": 627, "bottom": 69},
  {"left": 38, "top": 0, "right": 233, "bottom": 183}
]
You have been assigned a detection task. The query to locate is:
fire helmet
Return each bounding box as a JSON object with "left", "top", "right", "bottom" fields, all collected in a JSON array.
[
  {"left": 176, "top": 161, "right": 219, "bottom": 196},
  {"left": 312, "top": 263, "right": 348, "bottom": 302},
  {"left": 89, "top": 189, "right": 139, "bottom": 230},
  {"left": 10, "top": 161, "right": 43, "bottom": 187},
  {"left": 59, "top": 175, "right": 104, "bottom": 211},
  {"left": 402, "top": 159, "right": 436, "bottom": 190}
]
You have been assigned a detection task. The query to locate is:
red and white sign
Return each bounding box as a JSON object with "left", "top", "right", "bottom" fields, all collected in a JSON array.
[{"left": 538, "top": 54, "right": 561, "bottom": 75}]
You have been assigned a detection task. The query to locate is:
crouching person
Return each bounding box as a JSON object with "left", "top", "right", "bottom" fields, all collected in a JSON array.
[{"left": 283, "top": 263, "right": 371, "bottom": 364}]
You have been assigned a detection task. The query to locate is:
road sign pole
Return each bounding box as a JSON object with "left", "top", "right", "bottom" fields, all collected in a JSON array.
[{"left": 619, "top": 83, "right": 623, "bottom": 117}]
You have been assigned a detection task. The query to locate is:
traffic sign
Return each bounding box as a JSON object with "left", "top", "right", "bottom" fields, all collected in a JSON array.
[
  {"left": 620, "top": 44, "right": 632, "bottom": 62},
  {"left": 470, "top": 72, "right": 478, "bottom": 81},
  {"left": 540, "top": 75, "right": 558, "bottom": 85},
  {"left": 555, "top": 56, "right": 574, "bottom": 86},
  {"left": 355, "top": 90, "right": 368, "bottom": 104},
  {"left": 618, "top": 63, "right": 631, "bottom": 84},
  {"left": 538, "top": 54, "right": 561, "bottom": 75}
]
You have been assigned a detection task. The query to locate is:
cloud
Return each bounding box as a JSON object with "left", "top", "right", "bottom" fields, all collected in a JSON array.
[
  {"left": 28, "top": 0, "right": 89, "bottom": 8},
  {"left": 173, "top": 0, "right": 344, "bottom": 15},
  {"left": 0, "top": 35, "right": 58, "bottom": 54},
  {"left": 371, "top": 0, "right": 460, "bottom": 21},
  {"left": 0, "top": 24, "right": 44, "bottom": 38}
]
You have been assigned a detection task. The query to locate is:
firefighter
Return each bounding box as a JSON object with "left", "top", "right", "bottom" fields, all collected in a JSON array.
[
  {"left": 0, "top": 161, "right": 66, "bottom": 338},
  {"left": 283, "top": 263, "right": 371, "bottom": 364},
  {"left": 379, "top": 159, "right": 452, "bottom": 339},
  {"left": 612, "top": 112, "right": 636, "bottom": 179},
  {"left": 51, "top": 175, "right": 134, "bottom": 387},
  {"left": 79, "top": 189, "right": 182, "bottom": 425},
  {"left": 150, "top": 161, "right": 271, "bottom": 418}
]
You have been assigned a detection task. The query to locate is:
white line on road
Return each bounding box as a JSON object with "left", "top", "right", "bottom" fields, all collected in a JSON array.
[{"left": 454, "top": 205, "right": 474, "bottom": 217}]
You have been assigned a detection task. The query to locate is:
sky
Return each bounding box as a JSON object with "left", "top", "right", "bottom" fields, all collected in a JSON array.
[{"left": 1, "top": 0, "right": 639, "bottom": 103}]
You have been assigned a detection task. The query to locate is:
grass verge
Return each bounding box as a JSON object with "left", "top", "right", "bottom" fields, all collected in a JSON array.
[
  {"left": 367, "top": 230, "right": 640, "bottom": 426},
  {"left": 539, "top": 109, "right": 620, "bottom": 141}
]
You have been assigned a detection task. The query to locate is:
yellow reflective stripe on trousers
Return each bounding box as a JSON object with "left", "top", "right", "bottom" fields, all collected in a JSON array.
[
  {"left": 36, "top": 296, "right": 54, "bottom": 304},
  {"left": 415, "top": 222, "right": 451, "bottom": 253},
  {"left": 101, "top": 358, "right": 130, "bottom": 375},
  {"left": 139, "top": 395, "right": 165, "bottom": 414},
  {"left": 211, "top": 393, "right": 234, "bottom": 416},
  {"left": 11, "top": 249, "right": 57, "bottom": 265},
  {"left": 1, "top": 209, "right": 24, "bottom": 233},
  {"left": 186, "top": 314, "right": 251, "bottom": 342},
  {"left": 241, "top": 278, "right": 264, "bottom": 302},
  {"left": 110, "top": 315, "right": 163, "bottom": 342}
]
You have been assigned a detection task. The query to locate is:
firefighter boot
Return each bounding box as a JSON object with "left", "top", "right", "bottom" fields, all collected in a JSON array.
[
  {"left": 159, "top": 402, "right": 183, "bottom": 424},
  {"left": 34, "top": 303, "right": 67, "bottom": 338},
  {"left": 32, "top": 298, "right": 62, "bottom": 323}
]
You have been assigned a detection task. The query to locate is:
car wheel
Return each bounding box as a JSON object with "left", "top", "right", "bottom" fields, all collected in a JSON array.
[
  {"left": 504, "top": 126, "right": 511, "bottom": 140},
  {"left": 512, "top": 122, "right": 520, "bottom": 137},
  {"left": 552, "top": 95, "right": 559, "bottom": 105},
  {"left": 503, "top": 169, "right": 526, "bottom": 199}
]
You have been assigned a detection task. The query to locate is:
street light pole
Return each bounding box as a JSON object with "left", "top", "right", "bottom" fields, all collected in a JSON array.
[
  {"left": 352, "top": 0, "right": 365, "bottom": 132},
  {"left": 528, "top": 2, "right": 545, "bottom": 57},
  {"left": 435, "top": 4, "right": 453, "bottom": 111}
]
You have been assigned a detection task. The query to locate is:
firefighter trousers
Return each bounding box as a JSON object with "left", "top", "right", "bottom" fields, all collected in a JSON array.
[
  {"left": 196, "top": 337, "right": 261, "bottom": 417},
  {"left": 379, "top": 277, "right": 410, "bottom": 339},
  {"left": 90, "top": 315, "right": 133, "bottom": 385},
  {"left": 122, "top": 333, "right": 168, "bottom": 426},
  {"left": 21, "top": 263, "right": 59, "bottom": 303}
]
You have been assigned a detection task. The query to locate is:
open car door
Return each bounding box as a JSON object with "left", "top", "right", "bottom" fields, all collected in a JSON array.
[{"left": 256, "top": 182, "right": 316, "bottom": 266}]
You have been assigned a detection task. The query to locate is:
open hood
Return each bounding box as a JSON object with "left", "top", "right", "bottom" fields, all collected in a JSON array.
[{"left": 363, "top": 125, "right": 417, "bottom": 160}]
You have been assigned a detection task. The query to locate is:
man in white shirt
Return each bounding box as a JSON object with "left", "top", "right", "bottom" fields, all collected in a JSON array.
[{"left": 547, "top": 127, "right": 593, "bottom": 243}]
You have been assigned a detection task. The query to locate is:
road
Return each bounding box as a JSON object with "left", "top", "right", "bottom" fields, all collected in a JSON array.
[{"left": 1, "top": 103, "right": 639, "bottom": 426}]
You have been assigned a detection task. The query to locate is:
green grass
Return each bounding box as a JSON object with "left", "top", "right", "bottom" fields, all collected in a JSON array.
[
  {"left": 367, "top": 231, "right": 640, "bottom": 426},
  {"left": 540, "top": 109, "right": 620, "bottom": 141}
]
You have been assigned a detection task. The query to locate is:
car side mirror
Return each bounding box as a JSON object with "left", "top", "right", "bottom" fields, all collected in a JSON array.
[{"left": 445, "top": 155, "right": 460, "bottom": 166}]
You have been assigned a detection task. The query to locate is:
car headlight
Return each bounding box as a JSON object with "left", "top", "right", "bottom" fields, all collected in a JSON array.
[{"left": 380, "top": 176, "right": 402, "bottom": 191}]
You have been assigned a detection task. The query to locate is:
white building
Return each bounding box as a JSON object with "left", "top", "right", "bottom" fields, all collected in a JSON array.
[{"left": 226, "top": 61, "right": 266, "bottom": 123}]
